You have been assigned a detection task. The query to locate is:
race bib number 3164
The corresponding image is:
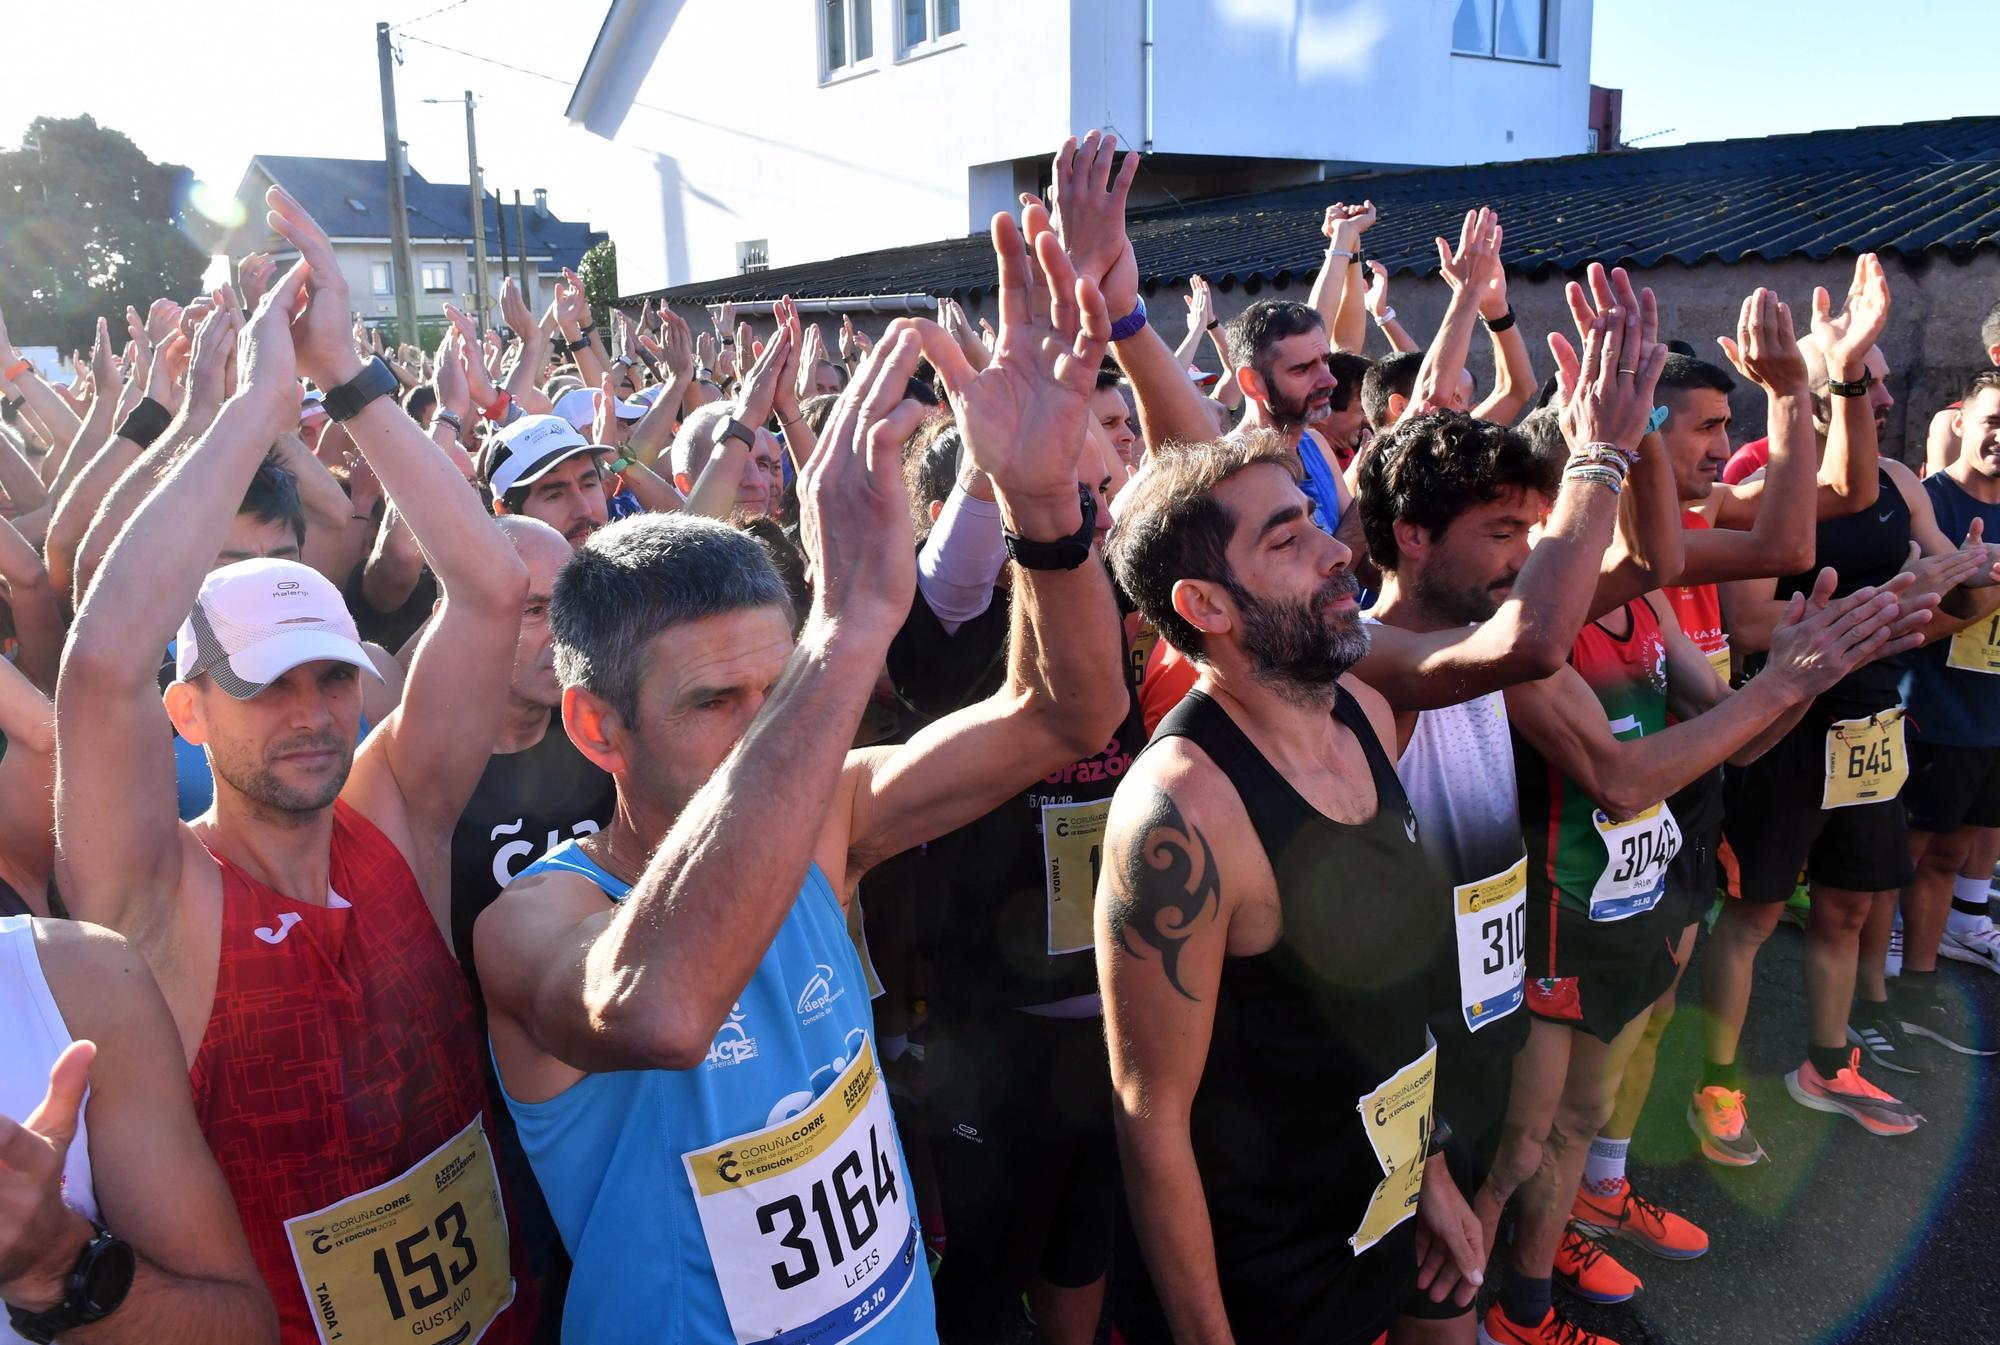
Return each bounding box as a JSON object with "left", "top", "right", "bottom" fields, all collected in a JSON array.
[
  {"left": 283, "top": 1117, "right": 514, "bottom": 1345},
  {"left": 683, "top": 1040, "right": 921, "bottom": 1345}
]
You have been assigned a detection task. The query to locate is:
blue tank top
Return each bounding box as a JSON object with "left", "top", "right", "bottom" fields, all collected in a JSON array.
[
  {"left": 1297, "top": 429, "right": 1344, "bottom": 534},
  {"left": 1904, "top": 472, "right": 2000, "bottom": 746},
  {"left": 499, "top": 841, "right": 935, "bottom": 1345}
]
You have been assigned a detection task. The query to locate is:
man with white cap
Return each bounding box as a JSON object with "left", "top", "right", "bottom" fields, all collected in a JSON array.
[
  {"left": 486, "top": 413, "right": 611, "bottom": 550},
  {"left": 55, "top": 187, "right": 534, "bottom": 1345}
]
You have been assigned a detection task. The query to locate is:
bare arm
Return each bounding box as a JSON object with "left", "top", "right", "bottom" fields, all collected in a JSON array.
[
  {"left": 12, "top": 923, "right": 278, "bottom": 1344},
  {"left": 0, "top": 516, "right": 61, "bottom": 694},
  {"left": 1406, "top": 208, "right": 1497, "bottom": 422},
  {"left": 1814, "top": 254, "right": 1891, "bottom": 515},
  {"left": 0, "top": 297, "right": 83, "bottom": 453},
  {"left": 1097, "top": 764, "right": 1240, "bottom": 1345},
  {"left": 0, "top": 656, "right": 55, "bottom": 894}
]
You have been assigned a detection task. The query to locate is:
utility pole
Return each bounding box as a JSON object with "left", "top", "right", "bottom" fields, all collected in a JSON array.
[
  {"left": 464, "top": 91, "right": 491, "bottom": 333},
  {"left": 495, "top": 193, "right": 510, "bottom": 288},
  {"left": 375, "top": 22, "right": 418, "bottom": 348},
  {"left": 513, "top": 191, "right": 529, "bottom": 306}
]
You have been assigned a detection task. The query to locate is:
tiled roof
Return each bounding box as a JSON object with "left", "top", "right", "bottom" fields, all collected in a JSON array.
[
  {"left": 641, "top": 115, "right": 2000, "bottom": 307},
  {"left": 242, "top": 156, "right": 604, "bottom": 273}
]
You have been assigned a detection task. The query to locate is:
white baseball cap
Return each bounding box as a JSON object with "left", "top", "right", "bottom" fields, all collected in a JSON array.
[
  {"left": 550, "top": 385, "right": 647, "bottom": 432},
  {"left": 485, "top": 414, "right": 600, "bottom": 496},
  {"left": 300, "top": 388, "right": 329, "bottom": 423},
  {"left": 175, "top": 559, "right": 382, "bottom": 699}
]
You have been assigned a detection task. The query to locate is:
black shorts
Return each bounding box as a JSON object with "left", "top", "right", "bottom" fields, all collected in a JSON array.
[
  {"left": 924, "top": 1004, "right": 1117, "bottom": 1339},
  {"left": 1722, "top": 711, "right": 1915, "bottom": 899},
  {"left": 1524, "top": 896, "right": 1678, "bottom": 1044},
  {"left": 1903, "top": 741, "right": 2000, "bottom": 834},
  {"left": 1399, "top": 1038, "right": 1516, "bottom": 1321},
  {"left": 1664, "top": 771, "right": 1724, "bottom": 930}
]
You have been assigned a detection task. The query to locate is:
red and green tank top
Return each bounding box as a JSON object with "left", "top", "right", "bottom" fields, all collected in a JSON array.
[{"left": 1513, "top": 600, "right": 1682, "bottom": 921}]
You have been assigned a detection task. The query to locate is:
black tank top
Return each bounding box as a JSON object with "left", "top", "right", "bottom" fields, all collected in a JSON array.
[
  {"left": 1111, "top": 686, "right": 1454, "bottom": 1345},
  {"left": 1771, "top": 468, "right": 1911, "bottom": 715},
  {"left": 448, "top": 710, "right": 617, "bottom": 1013}
]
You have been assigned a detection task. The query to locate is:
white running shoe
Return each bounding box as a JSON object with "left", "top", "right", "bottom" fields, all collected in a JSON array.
[{"left": 1940, "top": 917, "right": 2000, "bottom": 975}]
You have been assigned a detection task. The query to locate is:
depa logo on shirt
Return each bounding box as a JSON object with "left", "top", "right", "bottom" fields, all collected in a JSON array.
[{"left": 796, "top": 962, "right": 846, "bottom": 1025}]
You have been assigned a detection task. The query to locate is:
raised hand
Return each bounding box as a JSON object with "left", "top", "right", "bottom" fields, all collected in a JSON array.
[
  {"left": 1549, "top": 263, "right": 1659, "bottom": 407},
  {"left": 658, "top": 306, "right": 696, "bottom": 380},
  {"left": 1322, "top": 200, "right": 1377, "bottom": 252},
  {"left": 1813, "top": 252, "right": 1890, "bottom": 376},
  {"left": 940, "top": 298, "right": 988, "bottom": 371},
  {"left": 0, "top": 1041, "right": 96, "bottom": 1307},
  {"left": 236, "top": 262, "right": 309, "bottom": 432},
  {"left": 1049, "top": 130, "right": 1141, "bottom": 320},
  {"left": 797, "top": 317, "right": 830, "bottom": 402},
  {"left": 183, "top": 298, "right": 243, "bottom": 424},
  {"left": 1556, "top": 304, "right": 1668, "bottom": 453},
  {"left": 444, "top": 304, "right": 499, "bottom": 409},
  {"left": 237, "top": 252, "right": 276, "bottom": 311},
  {"left": 695, "top": 329, "right": 717, "bottom": 375},
  {"left": 500, "top": 275, "right": 536, "bottom": 337},
  {"left": 1717, "top": 288, "right": 1808, "bottom": 394},
  {"left": 592, "top": 372, "right": 631, "bottom": 449},
  {"left": 1364, "top": 260, "right": 1392, "bottom": 319},
  {"left": 734, "top": 318, "right": 755, "bottom": 382},
  {"left": 770, "top": 296, "right": 805, "bottom": 420},
  {"left": 263, "top": 186, "right": 366, "bottom": 391},
  {"left": 1184, "top": 274, "right": 1214, "bottom": 336},
  {"left": 926, "top": 209, "right": 1112, "bottom": 528},
  {"left": 1436, "top": 207, "right": 1501, "bottom": 294},
  {"left": 796, "top": 328, "right": 932, "bottom": 631},
  {"left": 734, "top": 320, "right": 795, "bottom": 427}
]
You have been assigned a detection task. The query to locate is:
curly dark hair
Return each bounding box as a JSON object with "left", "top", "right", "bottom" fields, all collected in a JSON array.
[{"left": 1356, "top": 410, "right": 1558, "bottom": 573}]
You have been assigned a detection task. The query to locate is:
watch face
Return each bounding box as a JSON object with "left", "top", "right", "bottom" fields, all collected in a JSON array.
[{"left": 81, "top": 1235, "right": 136, "bottom": 1315}]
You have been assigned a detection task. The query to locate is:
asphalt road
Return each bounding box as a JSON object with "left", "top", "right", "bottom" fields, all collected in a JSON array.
[{"left": 1554, "top": 914, "right": 1997, "bottom": 1345}]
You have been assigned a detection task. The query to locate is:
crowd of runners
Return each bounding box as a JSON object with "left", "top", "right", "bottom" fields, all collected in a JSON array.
[{"left": 0, "top": 130, "right": 1997, "bottom": 1345}]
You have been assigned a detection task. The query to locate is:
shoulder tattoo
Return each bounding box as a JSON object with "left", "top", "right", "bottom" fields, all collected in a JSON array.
[{"left": 1106, "top": 787, "right": 1223, "bottom": 1001}]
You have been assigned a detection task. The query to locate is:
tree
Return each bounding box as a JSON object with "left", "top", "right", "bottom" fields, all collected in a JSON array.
[
  {"left": 578, "top": 238, "right": 618, "bottom": 332},
  {"left": 0, "top": 115, "right": 207, "bottom": 351}
]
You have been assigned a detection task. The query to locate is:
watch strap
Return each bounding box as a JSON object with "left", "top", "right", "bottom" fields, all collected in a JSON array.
[
  {"left": 719, "top": 415, "right": 757, "bottom": 449},
  {"left": 1107, "top": 297, "right": 1148, "bottom": 344},
  {"left": 322, "top": 357, "right": 400, "bottom": 422},
  {"left": 6, "top": 1226, "right": 134, "bottom": 1344},
  {"left": 1002, "top": 484, "right": 1097, "bottom": 571},
  {"left": 1827, "top": 367, "right": 1875, "bottom": 397}
]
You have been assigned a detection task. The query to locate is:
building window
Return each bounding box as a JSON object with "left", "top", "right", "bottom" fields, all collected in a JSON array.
[
  {"left": 421, "top": 261, "right": 452, "bottom": 294},
  {"left": 898, "top": 0, "right": 959, "bottom": 56},
  {"left": 370, "top": 261, "right": 393, "bottom": 296},
  {"left": 821, "top": 0, "right": 873, "bottom": 79},
  {"left": 1453, "top": 0, "right": 1552, "bottom": 61},
  {"left": 737, "top": 240, "right": 769, "bottom": 275}
]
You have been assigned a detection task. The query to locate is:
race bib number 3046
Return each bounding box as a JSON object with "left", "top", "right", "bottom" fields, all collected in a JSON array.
[
  {"left": 683, "top": 1040, "right": 921, "bottom": 1345},
  {"left": 284, "top": 1117, "right": 514, "bottom": 1345}
]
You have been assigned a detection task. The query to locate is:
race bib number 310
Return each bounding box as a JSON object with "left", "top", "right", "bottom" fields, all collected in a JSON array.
[
  {"left": 683, "top": 1040, "right": 921, "bottom": 1345},
  {"left": 284, "top": 1117, "right": 514, "bottom": 1345},
  {"left": 1452, "top": 857, "right": 1527, "bottom": 1033}
]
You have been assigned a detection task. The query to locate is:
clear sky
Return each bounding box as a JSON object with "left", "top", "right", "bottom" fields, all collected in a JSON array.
[{"left": 0, "top": 0, "right": 1991, "bottom": 243}]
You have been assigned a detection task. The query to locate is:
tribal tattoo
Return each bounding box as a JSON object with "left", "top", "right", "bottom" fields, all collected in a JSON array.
[{"left": 1107, "top": 788, "right": 1223, "bottom": 1001}]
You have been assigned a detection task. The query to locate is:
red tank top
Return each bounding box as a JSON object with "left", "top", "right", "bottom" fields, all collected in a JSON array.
[
  {"left": 191, "top": 800, "right": 529, "bottom": 1345},
  {"left": 1665, "top": 511, "right": 1729, "bottom": 684}
]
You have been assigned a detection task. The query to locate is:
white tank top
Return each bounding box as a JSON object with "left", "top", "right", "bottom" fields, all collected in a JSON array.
[
  {"left": 0, "top": 915, "right": 98, "bottom": 1345},
  {"left": 1400, "top": 690, "right": 1524, "bottom": 883}
]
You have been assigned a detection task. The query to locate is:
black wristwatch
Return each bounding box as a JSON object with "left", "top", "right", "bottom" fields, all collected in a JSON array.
[
  {"left": 1003, "top": 483, "right": 1098, "bottom": 571},
  {"left": 717, "top": 415, "right": 757, "bottom": 450},
  {"left": 6, "top": 1225, "right": 136, "bottom": 1344},
  {"left": 1827, "top": 367, "right": 1876, "bottom": 398},
  {"left": 321, "top": 356, "right": 401, "bottom": 422}
]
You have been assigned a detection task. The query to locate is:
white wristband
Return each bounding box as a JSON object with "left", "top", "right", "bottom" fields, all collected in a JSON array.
[
  {"left": 1325, "top": 248, "right": 1355, "bottom": 261},
  {"left": 1373, "top": 306, "right": 1398, "bottom": 325}
]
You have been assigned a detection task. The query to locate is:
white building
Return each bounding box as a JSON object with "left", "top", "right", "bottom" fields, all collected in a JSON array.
[{"left": 566, "top": 0, "right": 1596, "bottom": 295}]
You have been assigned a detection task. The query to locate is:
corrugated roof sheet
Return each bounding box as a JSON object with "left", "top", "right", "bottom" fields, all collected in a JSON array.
[{"left": 640, "top": 115, "right": 2000, "bottom": 307}]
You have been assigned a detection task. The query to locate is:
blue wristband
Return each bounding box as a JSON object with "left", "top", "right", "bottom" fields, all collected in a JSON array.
[
  {"left": 1108, "top": 296, "right": 1148, "bottom": 343},
  {"left": 1647, "top": 404, "right": 1669, "bottom": 434}
]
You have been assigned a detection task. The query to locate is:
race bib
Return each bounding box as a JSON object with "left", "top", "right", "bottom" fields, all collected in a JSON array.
[
  {"left": 284, "top": 1117, "right": 513, "bottom": 1345},
  {"left": 1452, "top": 856, "right": 1527, "bottom": 1033},
  {"left": 1041, "top": 799, "right": 1110, "bottom": 955},
  {"left": 1823, "top": 709, "right": 1908, "bottom": 809},
  {"left": 683, "top": 1040, "right": 921, "bottom": 1345},
  {"left": 1349, "top": 1036, "right": 1437, "bottom": 1255},
  {"left": 1947, "top": 616, "right": 2000, "bottom": 676},
  {"left": 1705, "top": 645, "right": 1732, "bottom": 685},
  {"left": 1588, "top": 804, "right": 1681, "bottom": 923}
]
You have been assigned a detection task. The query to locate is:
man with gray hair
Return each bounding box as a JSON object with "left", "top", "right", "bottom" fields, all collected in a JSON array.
[{"left": 474, "top": 212, "right": 1128, "bottom": 1344}]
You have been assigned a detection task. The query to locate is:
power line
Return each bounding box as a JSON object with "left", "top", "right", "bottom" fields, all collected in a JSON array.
[
  {"left": 390, "top": 0, "right": 474, "bottom": 33},
  {"left": 395, "top": 31, "right": 575, "bottom": 90}
]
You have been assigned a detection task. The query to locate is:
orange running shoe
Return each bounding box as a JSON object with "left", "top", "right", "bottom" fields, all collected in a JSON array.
[
  {"left": 1570, "top": 1178, "right": 1709, "bottom": 1260},
  {"left": 1479, "top": 1303, "right": 1617, "bottom": 1345},
  {"left": 1553, "top": 1225, "right": 1642, "bottom": 1303},
  {"left": 1687, "top": 1084, "right": 1765, "bottom": 1167},
  {"left": 1785, "top": 1048, "right": 1923, "bottom": 1136}
]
